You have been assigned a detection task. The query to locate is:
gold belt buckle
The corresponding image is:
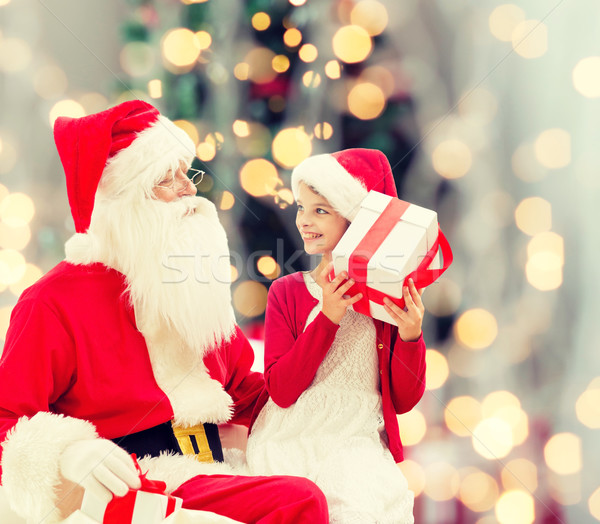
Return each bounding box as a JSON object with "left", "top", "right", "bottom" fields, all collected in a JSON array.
[{"left": 172, "top": 422, "right": 214, "bottom": 463}]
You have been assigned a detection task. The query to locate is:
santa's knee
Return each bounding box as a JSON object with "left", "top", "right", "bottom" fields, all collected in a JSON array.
[{"left": 277, "top": 476, "right": 329, "bottom": 522}]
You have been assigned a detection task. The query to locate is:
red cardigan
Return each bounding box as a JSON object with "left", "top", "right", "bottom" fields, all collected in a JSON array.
[{"left": 250, "top": 272, "right": 427, "bottom": 462}]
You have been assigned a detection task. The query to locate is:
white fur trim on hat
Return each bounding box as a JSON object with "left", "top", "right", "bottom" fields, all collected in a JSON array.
[
  {"left": 291, "top": 153, "right": 368, "bottom": 221},
  {"left": 99, "top": 114, "right": 196, "bottom": 200},
  {"left": 1, "top": 412, "right": 98, "bottom": 523}
]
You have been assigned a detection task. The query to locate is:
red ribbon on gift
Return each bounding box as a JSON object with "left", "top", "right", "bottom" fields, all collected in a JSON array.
[
  {"left": 103, "top": 454, "right": 178, "bottom": 523},
  {"left": 340, "top": 197, "right": 453, "bottom": 316}
]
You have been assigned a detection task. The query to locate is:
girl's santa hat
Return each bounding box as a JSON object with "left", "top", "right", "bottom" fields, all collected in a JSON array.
[
  {"left": 53, "top": 99, "right": 195, "bottom": 233},
  {"left": 291, "top": 148, "right": 398, "bottom": 221}
]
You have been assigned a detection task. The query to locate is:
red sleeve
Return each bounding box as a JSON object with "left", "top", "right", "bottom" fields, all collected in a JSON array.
[
  {"left": 387, "top": 329, "right": 427, "bottom": 414},
  {"left": 222, "top": 326, "right": 265, "bottom": 427},
  {"left": 264, "top": 281, "right": 339, "bottom": 408},
  {"left": 0, "top": 298, "right": 76, "bottom": 477}
]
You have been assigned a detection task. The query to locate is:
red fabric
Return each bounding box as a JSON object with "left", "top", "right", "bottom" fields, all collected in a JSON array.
[
  {"left": 250, "top": 272, "right": 426, "bottom": 462},
  {"left": 0, "top": 261, "right": 263, "bottom": 478},
  {"left": 173, "top": 473, "right": 329, "bottom": 524},
  {"left": 331, "top": 148, "right": 398, "bottom": 198},
  {"left": 53, "top": 100, "right": 159, "bottom": 233}
]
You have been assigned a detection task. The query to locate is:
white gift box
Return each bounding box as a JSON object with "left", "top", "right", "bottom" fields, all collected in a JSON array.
[
  {"left": 332, "top": 191, "right": 449, "bottom": 325},
  {"left": 81, "top": 487, "right": 183, "bottom": 524}
]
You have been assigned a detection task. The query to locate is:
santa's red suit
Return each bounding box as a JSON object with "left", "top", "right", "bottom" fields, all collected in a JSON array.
[{"left": 0, "top": 100, "right": 328, "bottom": 524}]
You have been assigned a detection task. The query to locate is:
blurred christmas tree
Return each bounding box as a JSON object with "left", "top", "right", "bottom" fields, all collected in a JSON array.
[{"left": 117, "top": 0, "right": 421, "bottom": 326}]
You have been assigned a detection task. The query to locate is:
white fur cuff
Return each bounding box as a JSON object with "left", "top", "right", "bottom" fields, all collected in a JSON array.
[{"left": 1, "top": 412, "right": 98, "bottom": 524}]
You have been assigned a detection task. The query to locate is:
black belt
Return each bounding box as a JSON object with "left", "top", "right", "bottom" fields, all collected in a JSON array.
[{"left": 112, "top": 421, "right": 224, "bottom": 463}]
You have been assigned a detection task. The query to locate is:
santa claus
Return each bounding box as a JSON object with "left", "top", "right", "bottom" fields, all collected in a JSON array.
[{"left": 0, "top": 100, "right": 327, "bottom": 523}]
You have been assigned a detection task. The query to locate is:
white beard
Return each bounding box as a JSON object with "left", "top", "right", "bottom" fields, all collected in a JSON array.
[
  {"left": 68, "top": 195, "right": 237, "bottom": 359},
  {"left": 64, "top": 195, "right": 239, "bottom": 425}
]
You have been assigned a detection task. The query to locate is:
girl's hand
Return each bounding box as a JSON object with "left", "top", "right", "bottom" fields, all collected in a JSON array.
[
  {"left": 315, "top": 262, "right": 363, "bottom": 325},
  {"left": 383, "top": 278, "right": 424, "bottom": 342}
]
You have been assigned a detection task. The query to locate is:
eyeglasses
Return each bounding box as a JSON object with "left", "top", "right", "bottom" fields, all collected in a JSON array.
[{"left": 155, "top": 167, "right": 205, "bottom": 193}]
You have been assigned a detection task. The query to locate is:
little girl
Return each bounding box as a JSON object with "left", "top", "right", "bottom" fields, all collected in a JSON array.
[{"left": 246, "top": 148, "right": 427, "bottom": 523}]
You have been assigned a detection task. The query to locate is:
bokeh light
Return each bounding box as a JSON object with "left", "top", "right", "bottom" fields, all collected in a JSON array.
[
  {"left": 0, "top": 249, "right": 26, "bottom": 285},
  {"left": 501, "top": 458, "right": 538, "bottom": 493},
  {"left": 173, "top": 120, "right": 199, "bottom": 145},
  {"left": 350, "top": 0, "right": 388, "bottom": 36},
  {"left": 148, "top": 79, "right": 163, "bottom": 98},
  {"left": 251, "top": 12, "right": 271, "bottom": 31},
  {"left": 425, "top": 349, "right": 449, "bottom": 390},
  {"left": 0, "top": 37, "right": 32, "bottom": 72},
  {"left": 512, "top": 20, "right": 548, "bottom": 59},
  {"left": 472, "top": 417, "right": 514, "bottom": 459},
  {"left": 576, "top": 381, "right": 600, "bottom": 428},
  {"left": 272, "top": 54, "right": 290, "bottom": 73},
  {"left": 9, "top": 263, "right": 43, "bottom": 297},
  {"left": 194, "top": 31, "right": 212, "bottom": 50},
  {"left": 219, "top": 191, "right": 235, "bottom": 211},
  {"left": 161, "top": 28, "right": 201, "bottom": 69},
  {"left": 332, "top": 25, "right": 372, "bottom": 63},
  {"left": 431, "top": 140, "right": 472, "bottom": 179},
  {"left": 495, "top": 490, "right": 535, "bottom": 524},
  {"left": 424, "top": 462, "right": 460, "bottom": 501},
  {"left": 314, "top": 122, "right": 333, "bottom": 140},
  {"left": 534, "top": 128, "right": 571, "bottom": 169},
  {"left": 454, "top": 308, "right": 498, "bottom": 350},
  {"left": 0, "top": 223, "right": 30, "bottom": 251},
  {"left": 512, "top": 142, "right": 548, "bottom": 182},
  {"left": 196, "top": 142, "right": 216, "bottom": 162},
  {"left": 302, "top": 71, "right": 321, "bottom": 88},
  {"left": 325, "top": 60, "right": 342, "bottom": 79},
  {"left": 573, "top": 56, "right": 600, "bottom": 98},
  {"left": 445, "top": 396, "right": 483, "bottom": 437},
  {"left": 398, "top": 460, "right": 426, "bottom": 497},
  {"left": 233, "top": 281, "right": 268, "bottom": 317},
  {"left": 245, "top": 47, "right": 277, "bottom": 84},
  {"left": 49, "top": 100, "right": 86, "bottom": 126},
  {"left": 299, "top": 44, "right": 318, "bottom": 63},
  {"left": 544, "top": 433, "right": 582, "bottom": 475},
  {"left": 514, "top": 197, "right": 552, "bottom": 236},
  {"left": 0, "top": 193, "right": 35, "bottom": 227},
  {"left": 283, "top": 28, "right": 302, "bottom": 48},
  {"left": 272, "top": 128, "right": 312, "bottom": 169},
  {"left": 257, "top": 256, "right": 281, "bottom": 280},
  {"left": 33, "top": 65, "right": 68, "bottom": 99},
  {"left": 459, "top": 471, "right": 499, "bottom": 512},
  {"left": 488, "top": 4, "right": 525, "bottom": 42},
  {"left": 589, "top": 486, "right": 600, "bottom": 521},
  {"left": 397, "top": 409, "right": 427, "bottom": 446},
  {"left": 347, "top": 82, "right": 385, "bottom": 119},
  {"left": 239, "top": 159, "right": 280, "bottom": 197}
]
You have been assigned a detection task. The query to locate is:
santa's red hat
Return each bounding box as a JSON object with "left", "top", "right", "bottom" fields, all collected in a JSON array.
[
  {"left": 291, "top": 148, "right": 398, "bottom": 221},
  {"left": 54, "top": 100, "right": 195, "bottom": 233}
]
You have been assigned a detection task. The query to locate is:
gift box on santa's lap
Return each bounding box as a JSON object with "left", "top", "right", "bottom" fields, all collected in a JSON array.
[
  {"left": 332, "top": 190, "right": 453, "bottom": 325},
  {"left": 80, "top": 455, "right": 183, "bottom": 524}
]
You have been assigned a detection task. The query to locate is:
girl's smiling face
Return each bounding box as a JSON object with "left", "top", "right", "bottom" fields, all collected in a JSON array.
[{"left": 295, "top": 182, "right": 349, "bottom": 256}]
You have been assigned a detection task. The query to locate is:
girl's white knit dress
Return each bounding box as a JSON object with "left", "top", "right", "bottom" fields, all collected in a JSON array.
[{"left": 246, "top": 273, "right": 414, "bottom": 524}]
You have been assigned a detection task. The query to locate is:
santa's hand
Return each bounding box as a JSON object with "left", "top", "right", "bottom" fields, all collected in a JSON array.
[{"left": 59, "top": 439, "right": 141, "bottom": 503}]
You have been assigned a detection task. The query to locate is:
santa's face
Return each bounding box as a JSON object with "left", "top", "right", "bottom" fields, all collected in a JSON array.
[{"left": 152, "top": 161, "right": 197, "bottom": 202}]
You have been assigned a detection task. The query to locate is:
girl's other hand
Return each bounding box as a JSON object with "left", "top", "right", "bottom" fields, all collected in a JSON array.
[
  {"left": 316, "top": 262, "right": 363, "bottom": 325},
  {"left": 383, "top": 278, "right": 424, "bottom": 342}
]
